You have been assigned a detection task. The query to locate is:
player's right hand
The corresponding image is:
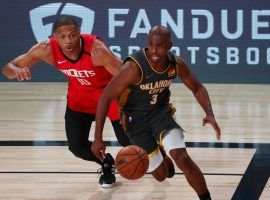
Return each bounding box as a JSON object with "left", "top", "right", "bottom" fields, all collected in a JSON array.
[
  {"left": 202, "top": 115, "right": 221, "bottom": 141},
  {"left": 14, "top": 67, "right": 31, "bottom": 81},
  {"left": 91, "top": 139, "right": 106, "bottom": 162}
]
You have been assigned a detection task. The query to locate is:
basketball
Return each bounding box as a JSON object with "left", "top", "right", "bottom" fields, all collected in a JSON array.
[{"left": 115, "top": 145, "right": 149, "bottom": 180}]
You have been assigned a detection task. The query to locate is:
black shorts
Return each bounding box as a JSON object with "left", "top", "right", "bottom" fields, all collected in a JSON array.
[
  {"left": 65, "top": 106, "right": 131, "bottom": 148},
  {"left": 120, "top": 106, "right": 181, "bottom": 155}
]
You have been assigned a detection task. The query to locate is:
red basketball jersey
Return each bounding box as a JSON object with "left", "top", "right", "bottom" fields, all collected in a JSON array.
[{"left": 50, "top": 34, "right": 119, "bottom": 120}]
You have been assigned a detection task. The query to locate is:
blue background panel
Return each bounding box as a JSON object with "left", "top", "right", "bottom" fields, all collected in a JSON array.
[{"left": 0, "top": 0, "right": 269, "bottom": 83}]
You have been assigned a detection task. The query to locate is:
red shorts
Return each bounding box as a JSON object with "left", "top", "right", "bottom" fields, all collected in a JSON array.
[
  {"left": 67, "top": 89, "right": 120, "bottom": 121},
  {"left": 107, "top": 99, "right": 120, "bottom": 121}
]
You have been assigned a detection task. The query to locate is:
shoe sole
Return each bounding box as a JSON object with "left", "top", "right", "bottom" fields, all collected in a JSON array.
[{"left": 99, "top": 183, "right": 115, "bottom": 188}]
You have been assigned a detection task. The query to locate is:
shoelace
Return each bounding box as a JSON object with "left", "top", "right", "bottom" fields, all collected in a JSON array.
[
  {"left": 97, "top": 164, "right": 116, "bottom": 177},
  {"left": 97, "top": 168, "right": 105, "bottom": 179}
]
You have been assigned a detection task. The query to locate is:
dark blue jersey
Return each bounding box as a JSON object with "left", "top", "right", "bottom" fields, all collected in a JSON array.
[{"left": 119, "top": 48, "right": 177, "bottom": 112}]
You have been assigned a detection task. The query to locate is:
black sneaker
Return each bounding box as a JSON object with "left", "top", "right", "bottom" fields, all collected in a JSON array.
[
  {"left": 165, "top": 156, "right": 175, "bottom": 178},
  {"left": 98, "top": 153, "right": 116, "bottom": 188}
]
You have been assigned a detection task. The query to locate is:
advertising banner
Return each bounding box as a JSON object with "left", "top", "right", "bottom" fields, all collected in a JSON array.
[{"left": 0, "top": 0, "right": 269, "bottom": 82}]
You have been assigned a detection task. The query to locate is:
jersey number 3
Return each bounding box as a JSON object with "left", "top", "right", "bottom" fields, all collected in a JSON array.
[{"left": 150, "top": 94, "right": 158, "bottom": 104}]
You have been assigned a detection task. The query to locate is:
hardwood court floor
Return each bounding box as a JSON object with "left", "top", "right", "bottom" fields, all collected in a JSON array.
[{"left": 0, "top": 83, "right": 269, "bottom": 200}]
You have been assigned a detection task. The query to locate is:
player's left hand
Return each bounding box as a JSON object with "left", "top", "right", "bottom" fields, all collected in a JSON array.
[
  {"left": 91, "top": 139, "right": 106, "bottom": 162},
  {"left": 202, "top": 115, "right": 221, "bottom": 140}
]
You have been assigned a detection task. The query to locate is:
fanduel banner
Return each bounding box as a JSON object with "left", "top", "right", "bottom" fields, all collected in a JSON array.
[{"left": 0, "top": 0, "right": 269, "bottom": 83}]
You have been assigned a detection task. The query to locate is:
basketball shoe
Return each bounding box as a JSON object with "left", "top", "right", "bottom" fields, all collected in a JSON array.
[
  {"left": 164, "top": 156, "right": 175, "bottom": 178},
  {"left": 98, "top": 153, "right": 116, "bottom": 188}
]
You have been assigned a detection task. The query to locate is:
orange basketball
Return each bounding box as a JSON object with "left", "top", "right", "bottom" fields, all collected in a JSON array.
[{"left": 115, "top": 145, "right": 149, "bottom": 180}]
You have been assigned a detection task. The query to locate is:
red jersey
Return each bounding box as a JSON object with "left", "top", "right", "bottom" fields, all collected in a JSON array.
[{"left": 50, "top": 34, "right": 119, "bottom": 120}]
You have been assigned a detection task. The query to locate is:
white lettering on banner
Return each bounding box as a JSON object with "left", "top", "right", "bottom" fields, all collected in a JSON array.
[
  {"left": 110, "top": 46, "right": 122, "bottom": 58},
  {"left": 110, "top": 46, "right": 143, "bottom": 59},
  {"left": 187, "top": 47, "right": 200, "bottom": 64},
  {"left": 227, "top": 47, "right": 239, "bottom": 64},
  {"left": 108, "top": 9, "right": 270, "bottom": 40},
  {"left": 28, "top": 4, "right": 270, "bottom": 67},
  {"left": 267, "top": 48, "right": 270, "bottom": 64},
  {"left": 30, "top": 5, "right": 270, "bottom": 41},
  {"left": 191, "top": 10, "right": 214, "bottom": 39},
  {"left": 109, "top": 45, "right": 270, "bottom": 65},
  {"left": 130, "top": 9, "right": 151, "bottom": 38},
  {"left": 108, "top": 9, "right": 129, "bottom": 38},
  {"left": 171, "top": 47, "right": 181, "bottom": 56},
  {"left": 252, "top": 10, "right": 270, "bottom": 39},
  {"left": 247, "top": 48, "right": 259, "bottom": 65},
  {"left": 128, "top": 46, "right": 140, "bottom": 55},
  {"left": 207, "top": 47, "right": 219, "bottom": 64},
  {"left": 161, "top": 9, "right": 184, "bottom": 39},
  {"left": 221, "top": 10, "right": 243, "bottom": 39}
]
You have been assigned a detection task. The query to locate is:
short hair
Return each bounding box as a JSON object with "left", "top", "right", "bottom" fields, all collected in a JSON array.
[
  {"left": 52, "top": 15, "right": 79, "bottom": 33},
  {"left": 149, "top": 26, "right": 171, "bottom": 40}
]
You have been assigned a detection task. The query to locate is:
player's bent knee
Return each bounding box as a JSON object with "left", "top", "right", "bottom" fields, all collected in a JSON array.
[
  {"left": 162, "top": 128, "right": 186, "bottom": 156},
  {"left": 68, "top": 145, "right": 101, "bottom": 163},
  {"left": 69, "top": 146, "right": 84, "bottom": 158}
]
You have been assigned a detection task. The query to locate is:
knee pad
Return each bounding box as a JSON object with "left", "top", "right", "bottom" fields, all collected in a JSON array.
[{"left": 162, "top": 128, "right": 186, "bottom": 155}]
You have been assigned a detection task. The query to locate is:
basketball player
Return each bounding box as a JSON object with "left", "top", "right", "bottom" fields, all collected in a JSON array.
[
  {"left": 2, "top": 15, "right": 131, "bottom": 188},
  {"left": 92, "top": 26, "right": 221, "bottom": 199}
]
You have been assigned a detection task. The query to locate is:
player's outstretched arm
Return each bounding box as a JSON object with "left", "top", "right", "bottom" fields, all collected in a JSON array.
[
  {"left": 92, "top": 61, "right": 141, "bottom": 161},
  {"left": 176, "top": 56, "right": 221, "bottom": 140},
  {"left": 91, "top": 39, "right": 122, "bottom": 75},
  {"left": 2, "top": 40, "right": 52, "bottom": 81}
]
